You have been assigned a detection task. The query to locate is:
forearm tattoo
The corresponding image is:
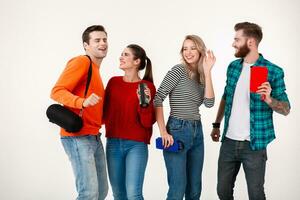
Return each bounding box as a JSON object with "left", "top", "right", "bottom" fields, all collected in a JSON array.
[{"left": 269, "top": 98, "right": 290, "bottom": 116}]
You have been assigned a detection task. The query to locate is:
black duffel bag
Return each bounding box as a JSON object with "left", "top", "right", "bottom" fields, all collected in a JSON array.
[{"left": 46, "top": 55, "right": 92, "bottom": 133}]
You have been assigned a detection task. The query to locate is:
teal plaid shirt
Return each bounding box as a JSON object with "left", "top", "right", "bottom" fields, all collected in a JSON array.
[{"left": 222, "top": 54, "right": 290, "bottom": 150}]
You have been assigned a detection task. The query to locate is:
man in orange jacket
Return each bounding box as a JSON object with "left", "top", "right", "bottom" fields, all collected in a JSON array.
[{"left": 51, "top": 25, "right": 108, "bottom": 200}]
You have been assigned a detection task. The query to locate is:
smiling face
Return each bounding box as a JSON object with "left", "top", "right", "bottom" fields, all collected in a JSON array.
[
  {"left": 84, "top": 31, "right": 108, "bottom": 59},
  {"left": 119, "top": 47, "right": 140, "bottom": 70},
  {"left": 232, "top": 30, "right": 250, "bottom": 58},
  {"left": 182, "top": 39, "right": 200, "bottom": 68}
]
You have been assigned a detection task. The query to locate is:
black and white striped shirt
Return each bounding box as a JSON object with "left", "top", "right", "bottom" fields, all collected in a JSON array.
[{"left": 154, "top": 64, "right": 214, "bottom": 120}]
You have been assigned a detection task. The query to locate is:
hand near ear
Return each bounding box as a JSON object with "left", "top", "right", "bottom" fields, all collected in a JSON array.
[{"left": 203, "top": 50, "right": 216, "bottom": 74}]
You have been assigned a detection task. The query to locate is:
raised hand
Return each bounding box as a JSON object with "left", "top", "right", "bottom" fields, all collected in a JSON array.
[
  {"left": 202, "top": 50, "right": 216, "bottom": 74},
  {"left": 136, "top": 85, "right": 151, "bottom": 102},
  {"left": 256, "top": 82, "right": 272, "bottom": 102}
]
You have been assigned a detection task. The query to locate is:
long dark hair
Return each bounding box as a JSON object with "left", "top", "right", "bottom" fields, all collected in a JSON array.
[{"left": 127, "top": 44, "right": 153, "bottom": 83}]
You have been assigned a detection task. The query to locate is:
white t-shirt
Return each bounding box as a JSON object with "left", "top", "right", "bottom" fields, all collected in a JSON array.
[{"left": 226, "top": 62, "right": 253, "bottom": 141}]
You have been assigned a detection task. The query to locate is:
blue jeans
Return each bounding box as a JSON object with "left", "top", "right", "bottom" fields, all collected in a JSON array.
[
  {"left": 217, "top": 137, "right": 267, "bottom": 200},
  {"left": 61, "top": 134, "right": 108, "bottom": 200},
  {"left": 106, "top": 138, "right": 148, "bottom": 200},
  {"left": 163, "top": 116, "right": 204, "bottom": 200}
]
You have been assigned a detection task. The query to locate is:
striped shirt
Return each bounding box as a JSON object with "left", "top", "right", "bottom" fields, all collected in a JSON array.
[{"left": 154, "top": 64, "right": 214, "bottom": 120}]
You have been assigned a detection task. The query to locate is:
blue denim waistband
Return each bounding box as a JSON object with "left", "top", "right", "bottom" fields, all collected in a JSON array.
[
  {"left": 169, "top": 116, "right": 201, "bottom": 126},
  {"left": 61, "top": 133, "right": 101, "bottom": 141}
]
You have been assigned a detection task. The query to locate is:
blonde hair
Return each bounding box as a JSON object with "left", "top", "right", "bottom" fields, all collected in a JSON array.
[{"left": 180, "top": 35, "right": 207, "bottom": 85}]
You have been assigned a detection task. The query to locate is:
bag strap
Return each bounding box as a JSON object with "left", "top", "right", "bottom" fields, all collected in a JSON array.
[
  {"left": 79, "top": 55, "right": 93, "bottom": 117},
  {"left": 84, "top": 55, "right": 92, "bottom": 97}
]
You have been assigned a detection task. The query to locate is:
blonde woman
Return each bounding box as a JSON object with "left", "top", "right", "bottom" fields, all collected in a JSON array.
[{"left": 154, "top": 35, "right": 216, "bottom": 200}]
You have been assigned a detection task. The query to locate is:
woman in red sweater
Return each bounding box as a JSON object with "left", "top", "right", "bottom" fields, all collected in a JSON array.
[{"left": 103, "top": 44, "right": 156, "bottom": 200}]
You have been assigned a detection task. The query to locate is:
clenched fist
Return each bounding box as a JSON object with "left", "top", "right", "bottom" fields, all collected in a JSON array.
[{"left": 83, "top": 93, "right": 101, "bottom": 108}]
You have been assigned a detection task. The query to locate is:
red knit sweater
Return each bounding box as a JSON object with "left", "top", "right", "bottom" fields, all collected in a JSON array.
[{"left": 103, "top": 76, "right": 156, "bottom": 144}]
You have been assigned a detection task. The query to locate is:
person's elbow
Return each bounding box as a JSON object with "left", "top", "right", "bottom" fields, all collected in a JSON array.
[
  {"left": 50, "top": 88, "right": 57, "bottom": 101},
  {"left": 204, "top": 98, "right": 215, "bottom": 108},
  {"left": 283, "top": 107, "right": 291, "bottom": 116},
  {"left": 205, "top": 102, "right": 214, "bottom": 108}
]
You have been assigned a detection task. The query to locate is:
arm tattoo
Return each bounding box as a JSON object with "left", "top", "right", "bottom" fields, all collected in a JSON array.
[{"left": 269, "top": 98, "right": 290, "bottom": 116}]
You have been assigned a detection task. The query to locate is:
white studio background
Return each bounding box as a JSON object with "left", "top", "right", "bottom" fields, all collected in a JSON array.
[{"left": 0, "top": 0, "right": 299, "bottom": 199}]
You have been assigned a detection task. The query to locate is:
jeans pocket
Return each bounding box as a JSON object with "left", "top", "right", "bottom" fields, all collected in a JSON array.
[{"left": 166, "top": 117, "right": 183, "bottom": 132}]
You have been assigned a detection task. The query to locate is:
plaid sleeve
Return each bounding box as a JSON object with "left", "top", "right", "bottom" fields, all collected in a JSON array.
[
  {"left": 270, "top": 68, "right": 290, "bottom": 108},
  {"left": 222, "top": 63, "right": 232, "bottom": 101}
]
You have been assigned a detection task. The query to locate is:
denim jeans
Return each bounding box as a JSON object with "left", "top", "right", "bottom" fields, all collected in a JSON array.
[
  {"left": 106, "top": 138, "right": 148, "bottom": 200},
  {"left": 163, "top": 116, "right": 204, "bottom": 200},
  {"left": 61, "top": 134, "right": 108, "bottom": 200},
  {"left": 217, "top": 137, "right": 267, "bottom": 200}
]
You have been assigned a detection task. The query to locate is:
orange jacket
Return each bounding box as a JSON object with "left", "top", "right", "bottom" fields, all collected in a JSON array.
[{"left": 51, "top": 55, "right": 104, "bottom": 136}]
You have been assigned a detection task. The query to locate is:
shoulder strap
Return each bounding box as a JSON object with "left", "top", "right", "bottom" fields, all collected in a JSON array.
[{"left": 84, "top": 55, "right": 92, "bottom": 97}]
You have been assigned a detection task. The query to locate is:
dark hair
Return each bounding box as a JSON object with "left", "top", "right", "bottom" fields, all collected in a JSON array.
[
  {"left": 82, "top": 25, "right": 107, "bottom": 44},
  {"left": 234, "top": 22, "right": 263, "bottom": 45},
  {"left": 127, "top": 44, "right": 153, "bottom": 83}
]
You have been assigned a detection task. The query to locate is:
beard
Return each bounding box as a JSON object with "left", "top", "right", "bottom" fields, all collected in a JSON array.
[{"left": 234, "top": 43, "right": 250, "bottom": 58}]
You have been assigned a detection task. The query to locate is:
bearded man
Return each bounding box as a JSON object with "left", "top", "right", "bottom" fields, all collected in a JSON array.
[{"left": 210, "top": 22, "right": 290, "bottom": 200}]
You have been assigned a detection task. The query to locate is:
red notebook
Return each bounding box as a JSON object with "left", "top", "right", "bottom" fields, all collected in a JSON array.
[{"left": 250, "top": 66, "right": 268, "bottom": 93}]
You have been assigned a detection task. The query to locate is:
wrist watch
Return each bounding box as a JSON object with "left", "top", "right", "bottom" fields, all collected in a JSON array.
[{"left": 212, "top": 122, "right": 220, "bottom": 128}]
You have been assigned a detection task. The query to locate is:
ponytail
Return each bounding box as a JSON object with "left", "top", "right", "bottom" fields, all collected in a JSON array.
[
  {"left": 143, "top": 57, "right": 153, "bottom": 83},
  {"left": 127, "top": 44, "right": 153, "bottom": 83}
]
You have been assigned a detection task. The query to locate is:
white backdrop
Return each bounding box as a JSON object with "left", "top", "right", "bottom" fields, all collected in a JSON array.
[{"left": 0, "top": 0, "right": 299, "bottom": 199}]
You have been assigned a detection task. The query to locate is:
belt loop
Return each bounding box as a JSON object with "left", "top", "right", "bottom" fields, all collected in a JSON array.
[{"left": 95, "top": 134, "right": 100, "bottom": 142}]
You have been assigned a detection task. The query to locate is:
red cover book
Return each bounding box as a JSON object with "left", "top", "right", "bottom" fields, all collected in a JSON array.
[{"left": 250, "top": 66, "right": 268, "bottom": 93}]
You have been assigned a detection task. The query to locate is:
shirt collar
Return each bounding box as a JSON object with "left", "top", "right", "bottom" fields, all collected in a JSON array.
[{"left": 238, "top": 53, "right": 264, "bottom": 66}]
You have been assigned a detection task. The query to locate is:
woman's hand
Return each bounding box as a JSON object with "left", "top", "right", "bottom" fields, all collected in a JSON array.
[
  {"left": 136, "top": 85, "right": 151, "bottom": 102},
  {"left": 161, "top": 130, "right": 174, "bottom": 148},
  {"left": 202, "top": 50, "right": 216, "bottom": 74},
  {"left": 144, "top": 86, "right": 151, "bottom": 101}
]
